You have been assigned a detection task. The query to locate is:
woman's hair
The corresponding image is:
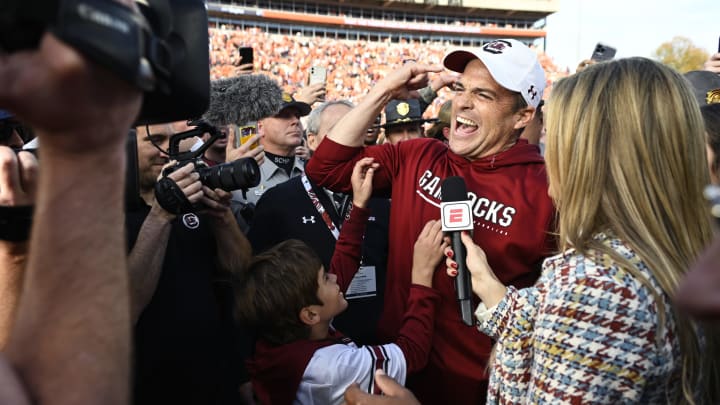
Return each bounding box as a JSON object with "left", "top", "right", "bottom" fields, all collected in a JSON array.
[
  {"left": 545, "top": 57, "right": 718, "bottom": 404},
  {"left": 234, "top": 239, "right": 323, "bottom": 345},
  {"left": 701, "top": 103, "right": 720, "bottom": 183}
]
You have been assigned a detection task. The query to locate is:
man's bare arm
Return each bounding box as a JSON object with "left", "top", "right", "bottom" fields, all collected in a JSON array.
[
  {"left": 127, "top": 202, "right": 173, "bottom": 322},
  {"left": 325, "top": 63, "right": 440, "bottom": 148},
  {"left": 127, "top": 163, "right": 202, "bottom": 323},
  {"left": 1, "top": 30, "right": 141, "bottom": 405},
  {"left": 202, "top": 187, "right": 252, "bottom": 275},
  {"left": 0, "top": 240, "right": 27, "bottom": 349}
]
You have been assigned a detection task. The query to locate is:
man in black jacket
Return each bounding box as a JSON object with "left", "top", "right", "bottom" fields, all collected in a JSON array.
[{"left": 247, "top": 100, "right": 390, "bottom": 345}]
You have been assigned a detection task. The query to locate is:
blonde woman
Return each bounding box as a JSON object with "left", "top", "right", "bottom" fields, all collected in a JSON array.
[{"left": 446, "top": 58, "right": 720, "bottom": 404}]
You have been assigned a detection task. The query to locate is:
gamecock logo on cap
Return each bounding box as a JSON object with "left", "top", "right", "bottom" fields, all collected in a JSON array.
[{"left": 483, "top": 40, "right": 512, "bottom": 54}]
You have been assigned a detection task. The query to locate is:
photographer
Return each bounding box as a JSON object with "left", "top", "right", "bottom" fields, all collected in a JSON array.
[{"left": 127, "top": 121, "right": 253, "bottom": 404}]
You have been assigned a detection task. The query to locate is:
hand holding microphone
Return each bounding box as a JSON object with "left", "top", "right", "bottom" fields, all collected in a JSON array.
[
  {"left": 444, "top": 232, "right": 506, "bottom": 311},
  {"left": 441, "top": 176, "right": 506, "bottom": 325},
  {"left": 440, "top": 176, "right": 475, "bottom": 325}
]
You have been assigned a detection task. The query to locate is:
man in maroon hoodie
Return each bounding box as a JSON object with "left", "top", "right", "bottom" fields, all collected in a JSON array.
[{"left": 305, "top": 39, "right": 556, "bottom": 404}]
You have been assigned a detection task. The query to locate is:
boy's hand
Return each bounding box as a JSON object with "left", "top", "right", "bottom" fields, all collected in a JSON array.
[
  {"left": 350, "top": 157, "right": 378, "bottom": 209},
  {"left": 444, "top": 232, "right": 505, "bottom": 307},
  {"left": 411, "top": 220, "right": 448, "bottom": 287}
]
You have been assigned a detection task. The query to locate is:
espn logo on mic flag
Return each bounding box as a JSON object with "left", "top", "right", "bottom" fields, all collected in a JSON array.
[{"left": 440, "top": 201, "right": 473, "bottom": 232}]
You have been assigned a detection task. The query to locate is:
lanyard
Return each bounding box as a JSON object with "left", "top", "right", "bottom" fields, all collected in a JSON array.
[{"left": 301, "top": 175, "right": 340, "bottom": 240}]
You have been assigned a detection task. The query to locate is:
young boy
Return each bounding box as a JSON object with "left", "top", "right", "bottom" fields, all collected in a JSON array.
[{"left": 235, "top": 158, "right": 448, "bottom": 404}]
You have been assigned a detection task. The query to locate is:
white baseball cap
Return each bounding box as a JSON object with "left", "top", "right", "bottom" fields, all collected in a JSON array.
[{"left": 443, "top": 39, "right": 546, "bottom": 108}]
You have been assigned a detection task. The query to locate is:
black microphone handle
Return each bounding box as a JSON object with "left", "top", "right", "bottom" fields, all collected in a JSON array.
[{"left": 452, "top": 232, "right": 475, "bottom": 326}]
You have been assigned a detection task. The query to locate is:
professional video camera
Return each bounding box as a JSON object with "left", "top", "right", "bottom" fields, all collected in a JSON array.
[
  {"left": 152, "top": 120, "right": 261, "bottom": 215},
  {"left": 0, "top": 0, "right": 209, "bottom": 125}
]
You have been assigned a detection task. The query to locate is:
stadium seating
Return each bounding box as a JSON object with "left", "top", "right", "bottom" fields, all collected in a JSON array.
[{"left": 209, "top": 26, "right": 568, "bottom": 119}]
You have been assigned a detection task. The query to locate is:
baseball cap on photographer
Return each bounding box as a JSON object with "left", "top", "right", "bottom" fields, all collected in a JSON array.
[{"left": 443, "top": 39, "right": 545, "bottom": 108}]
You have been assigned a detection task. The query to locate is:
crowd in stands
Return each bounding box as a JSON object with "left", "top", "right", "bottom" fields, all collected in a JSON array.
[
  {"left": 209, "top": 26, "right": 568, "bottom": 119},
  {"left": 3, "top": 2, "right": 720, "bottom": 404}
]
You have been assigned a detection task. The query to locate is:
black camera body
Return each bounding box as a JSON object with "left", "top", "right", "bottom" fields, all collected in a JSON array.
[
  {"left": 154, "top": 121, "right": 261, "bottom": 214},
  {"left": 0, "top": 0, "right": 210, "bottom": 125}
]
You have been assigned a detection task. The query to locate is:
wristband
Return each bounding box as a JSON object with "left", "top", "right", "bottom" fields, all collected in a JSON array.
[
  {"left": 0, "top": 205, "right": 34, "bottom": 242},
  {"left": 154, "top": 177, "right": 194, "bottom": 215}
]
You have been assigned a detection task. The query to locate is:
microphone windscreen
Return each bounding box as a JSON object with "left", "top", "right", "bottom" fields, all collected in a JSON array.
[
  {"left": 204, "top": 74, "right": 282, "bottom": 127},
  {"left": 442, "top": 176, "right": 468, "bottom": 202}
]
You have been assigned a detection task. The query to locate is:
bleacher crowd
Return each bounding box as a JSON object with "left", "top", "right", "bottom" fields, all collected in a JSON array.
[
  {"left": 1, "top": 2, "right": 720, "bottom": 405},
  {"left": 209, "top": 27, "right": 569, "bottom": 120}
]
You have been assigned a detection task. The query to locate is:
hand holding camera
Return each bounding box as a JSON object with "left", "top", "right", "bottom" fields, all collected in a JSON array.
[
  {"left": 152, "top": 121, "right": 261, "bottom": 215},
  {"left": 198, "top": 186, "right": 233, "bottom": 220}
]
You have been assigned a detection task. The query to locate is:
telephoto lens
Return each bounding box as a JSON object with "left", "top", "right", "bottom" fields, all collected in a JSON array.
[{"left": 197, "top": 157, "right": 260, "bottom": 192}]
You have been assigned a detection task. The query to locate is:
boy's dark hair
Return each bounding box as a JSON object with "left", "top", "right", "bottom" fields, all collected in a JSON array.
[{"left": 234, "top": 239, "right": 323, "bottom": 345}]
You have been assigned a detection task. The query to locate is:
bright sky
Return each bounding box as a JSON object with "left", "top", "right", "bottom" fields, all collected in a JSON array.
[{"left": 544, "top": 0, "right": 720, "bottom": 71}]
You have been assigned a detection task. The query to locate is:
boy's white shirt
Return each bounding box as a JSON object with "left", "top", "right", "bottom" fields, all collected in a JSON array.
[{"left": 294, "top": 341, "right": 407, "bottom": 405}]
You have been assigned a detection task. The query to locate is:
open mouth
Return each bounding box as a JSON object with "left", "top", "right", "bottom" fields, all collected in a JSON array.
[{"left": 455, "top": 116, "right": 478, "bottom": 136}]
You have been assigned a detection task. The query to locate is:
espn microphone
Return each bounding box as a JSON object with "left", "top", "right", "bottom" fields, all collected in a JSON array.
[
  {"left": 441, "top": 176, "right": 475, "bottom": 326},
  {"left": 203, "top": 74, "right": 283, "bottom": 127}
]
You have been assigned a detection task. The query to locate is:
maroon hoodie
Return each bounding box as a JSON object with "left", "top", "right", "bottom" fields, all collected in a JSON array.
[{"left": 306, "top": 137, "right": 556, "bottom": 404}]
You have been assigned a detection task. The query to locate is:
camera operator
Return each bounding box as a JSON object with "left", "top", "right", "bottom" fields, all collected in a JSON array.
[{"left": 127, "top": 120, "right": 253, "bottom": 405}]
